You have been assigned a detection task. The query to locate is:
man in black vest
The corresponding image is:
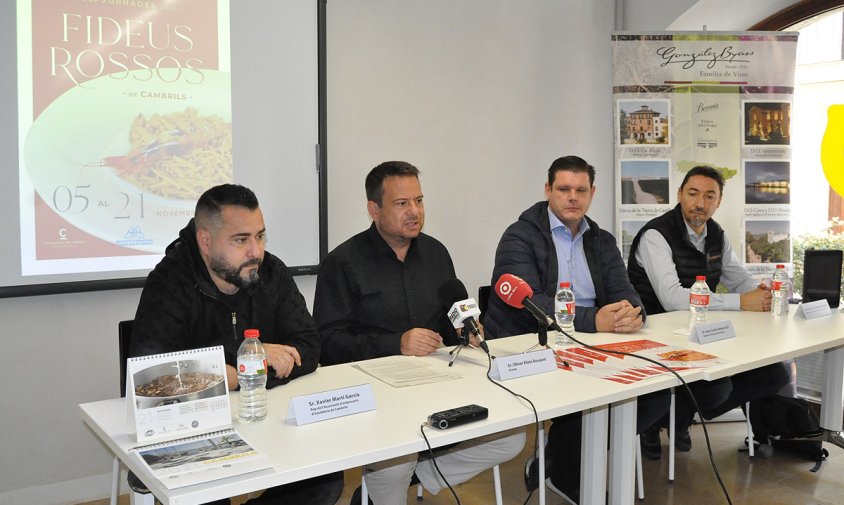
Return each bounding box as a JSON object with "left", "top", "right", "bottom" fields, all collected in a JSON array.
[{"left": 627, "top": 165, "right": 789, "bottom": 456}]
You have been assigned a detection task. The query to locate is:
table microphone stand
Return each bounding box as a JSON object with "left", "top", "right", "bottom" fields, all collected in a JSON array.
[
  {"left": 523, "top": 320, "right": 550, "bottom": 353},
  {"left": 448, "top": 334, "right": 471, "bottom": 367},
  {"left": 448, "top": 333, "right": 494, "bottom": 367}
]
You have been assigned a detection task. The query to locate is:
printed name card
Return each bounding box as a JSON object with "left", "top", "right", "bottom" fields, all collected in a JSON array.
[
  {"left": 286, "top": 384, "right": 375, "bottom": 426},
  {"left": 492, "top": 348, "right": 557, "bottom": 380},
  {"left": 688, "top": 320, "right": 736, "bottom": 345},
  {"left": 795, "top": 299, "right": 832, "bottom": 320}
]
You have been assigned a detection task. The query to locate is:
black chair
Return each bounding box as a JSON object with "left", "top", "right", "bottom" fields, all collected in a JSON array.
[
  {"left": 111, "top": 320, "right": 154, "bottom": 505},
  {"left": 118, "top": 320, "right": 134, "bottom": 397},
  {"left": 478, "top": 285, "right": 491, "bottom": 324},
  {"left": 802, "top": 249, "right": 843, "bottom": 308}
]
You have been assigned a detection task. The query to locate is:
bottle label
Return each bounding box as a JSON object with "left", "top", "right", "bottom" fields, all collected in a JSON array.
[
  {"left": 238, "top": 358, "right": 267, "bottom": 375},
  {"left": 565, "top": 302, "right": 576, "bottom": 315},
  {"left": 771, "top": 281, "right": 783, "bottom": 290},
  {"left": 690, "top": 293, "right": 710, "bottom": 306}
]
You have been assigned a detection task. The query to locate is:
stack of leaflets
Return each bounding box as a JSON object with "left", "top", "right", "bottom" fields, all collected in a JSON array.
[{"left": 554, "top": 339, "right": 731, "bottom": 385}]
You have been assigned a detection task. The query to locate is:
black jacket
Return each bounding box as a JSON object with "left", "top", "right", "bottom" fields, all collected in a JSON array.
[
  {"left": 130, "top": 219, "right": 320, "bottom": 388},
  {"left": 485, "top": 201, "right": 645, "bottom": 338}
]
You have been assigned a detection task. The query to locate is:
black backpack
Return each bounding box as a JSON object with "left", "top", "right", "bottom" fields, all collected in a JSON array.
[{"left": 746, "top": 395, "right": 828, "bottom": 471}]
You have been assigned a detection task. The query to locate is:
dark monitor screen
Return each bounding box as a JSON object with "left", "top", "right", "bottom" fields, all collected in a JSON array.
[{"left": 802, "top": 249, "right": 843, "bottom": 308}]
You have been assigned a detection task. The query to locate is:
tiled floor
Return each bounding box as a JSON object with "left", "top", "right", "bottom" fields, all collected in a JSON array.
[{"left": 85, "top": 420, "right": 844, "bottom": 505}]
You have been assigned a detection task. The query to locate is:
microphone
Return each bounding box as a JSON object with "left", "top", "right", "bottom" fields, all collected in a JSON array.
[
  {"left": 438, "top": 278, "right": 490, "bottom": 354},
  {"left": 494, "top": 274, "right": 562, "bottom": 335}
]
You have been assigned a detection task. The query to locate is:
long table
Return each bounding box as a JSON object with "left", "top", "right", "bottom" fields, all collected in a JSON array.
[
  {"left": 633, "top": 309, "right": 844, "bottom": 432},
  {"left": 80, "top": 309, "right": 844, "bottom": 505}
]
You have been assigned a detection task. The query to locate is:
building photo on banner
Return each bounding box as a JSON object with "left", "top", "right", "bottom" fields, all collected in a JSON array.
[{"left": 612, "top": 32, "right": 798, "bottom": 281}]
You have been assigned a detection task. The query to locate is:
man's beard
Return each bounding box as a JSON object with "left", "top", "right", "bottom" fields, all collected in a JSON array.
[
  {"left": 687, "top": 212, "right": 706, "bottom": 229},
  {"left": 209, "top": 256, "right": 262, "bottom": 289}
]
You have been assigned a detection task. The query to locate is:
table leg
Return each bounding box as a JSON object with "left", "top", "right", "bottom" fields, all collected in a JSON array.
[
  {"left": 609, "top": 397, "right": 637, "bottom": 505},
  {"left": 822, "top": 346, "right": 844, "bottom": 449},
  {"left": 538, "top": 425, "right": 546, "bottom": 505},
  {"left": 581, "top": 405, "right": 608, "bottom": 505}
]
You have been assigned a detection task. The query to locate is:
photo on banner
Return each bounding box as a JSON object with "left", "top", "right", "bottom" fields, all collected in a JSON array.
[{"left": 611, "top": 32, "right": 798, "bottom": 280}]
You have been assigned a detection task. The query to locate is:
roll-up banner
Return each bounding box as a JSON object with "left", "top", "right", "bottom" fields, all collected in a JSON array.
[{"left": 612, "top": 32, "right": 798, "bottom": 279}]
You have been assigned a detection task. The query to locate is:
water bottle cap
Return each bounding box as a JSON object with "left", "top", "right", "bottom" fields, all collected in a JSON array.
[
  {"left": 559, "top": 282, "right": 571, "bottom": 288},
  {"left": 775, "top": 264, "right": 785, "bottom": 269},
  {"left": 695, "top": 275, "right": 706, "bottom": 281},
  {"left": 244, "top": 329, "right": 260, "bottom": 339}
]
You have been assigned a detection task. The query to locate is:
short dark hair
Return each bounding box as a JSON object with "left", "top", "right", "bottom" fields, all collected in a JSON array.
[
  {"left": 547, "top": 155, "right": 595, "bottom": 187},
  {"left": 365, "top": 161, "right": 421, "bottom": 206},
  {"left": 195, "top": 184, "right": 259, "bottom": 231},
  {"left": 679, "top": 166, "right": 724, "bottom": 195}
]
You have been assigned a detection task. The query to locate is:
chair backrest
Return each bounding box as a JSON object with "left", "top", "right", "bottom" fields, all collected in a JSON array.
[
  {"left": 802, "top": 249, "right": 843, "bottom": 308},
  {"left": 478, "top": 285, "right": 491, "bottom": 324},
  {"left": 118, "top": 320, "right": 134, "bottom": 397}
]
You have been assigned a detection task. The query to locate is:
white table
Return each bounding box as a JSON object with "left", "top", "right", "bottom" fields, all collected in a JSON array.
[
  {"left": 81, "top": 335, "right": 684, "bottom": 505},
  {"left": 81, "top": 309, "right": 844, "bottom": 505},
  {"left": 531, "top": 308, "right": 844, "bottom": 504},
  {"left": 632, "top": 309, "right": 844, "bottom": 432}
]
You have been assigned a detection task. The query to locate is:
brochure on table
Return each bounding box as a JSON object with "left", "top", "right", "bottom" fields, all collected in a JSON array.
[
  {"left": 125, "top": 346, "right": 270, "bottom": 489},
  {"left": 554, "top": 339, "right": 731, "bottom": 385}
]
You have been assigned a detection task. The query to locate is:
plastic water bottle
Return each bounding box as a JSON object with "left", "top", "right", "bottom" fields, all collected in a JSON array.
[
  {"left": 554, "top": 282, "right": 576, "bottom": 346},
  {"left": 237, "top": 329, "right": 268, "bottom": 422},
  {"left": 689, "top": 275, "right": 710, "bottom": 330},
  {"left": 771, "top": 264, "right": 789, "bottom": 317}
]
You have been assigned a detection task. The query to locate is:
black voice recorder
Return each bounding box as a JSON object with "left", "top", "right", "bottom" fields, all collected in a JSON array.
[{"left": 428, "top": 404, "right": 488, "bottom": 429}]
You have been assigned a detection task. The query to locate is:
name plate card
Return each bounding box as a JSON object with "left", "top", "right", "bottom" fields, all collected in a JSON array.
[
  {"left": 795, "top": 299, "right": 832, "bottom": 320},
  {"left": 688, "top": 320, "right": 736, "bottom": 345},
  {"left": 286, "top": 384, "right": 375, "bottom": 426},
  {"left": 492, "top": 348, "right": 557, "bottom": 380}
]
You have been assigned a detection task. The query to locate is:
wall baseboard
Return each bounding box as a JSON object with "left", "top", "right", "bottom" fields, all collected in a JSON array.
[{"left": 0, "top": 471, "right": 126, "bottom": 505}]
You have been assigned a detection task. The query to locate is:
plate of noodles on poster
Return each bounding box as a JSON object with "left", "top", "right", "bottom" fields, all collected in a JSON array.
[{"left": 23, "top": 69, "right": 232, "bottom": 254}]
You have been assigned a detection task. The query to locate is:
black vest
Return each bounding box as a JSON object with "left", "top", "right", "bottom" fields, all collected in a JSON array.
[{"left": 627, "top": 204, "right": 724, "bottom": 315}]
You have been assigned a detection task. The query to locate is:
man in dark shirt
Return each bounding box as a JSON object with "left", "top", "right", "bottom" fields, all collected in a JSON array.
[
  {"left": 314, "top": 162, "right": 525, "bottom": 505},
  {"left": 132, "top": 184, "right": 341, "bottom": 505}
]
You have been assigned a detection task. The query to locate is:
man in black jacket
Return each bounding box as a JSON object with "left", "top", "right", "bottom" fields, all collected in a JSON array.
[
  {"left": 132, "top": 184, "right": 341, "bottom": 505},
  {"left": 485, "top": 156, "right": 669, "bottom": 503},
  {"left": 485, "top": 157, "right": 645, "bottom": 337}
]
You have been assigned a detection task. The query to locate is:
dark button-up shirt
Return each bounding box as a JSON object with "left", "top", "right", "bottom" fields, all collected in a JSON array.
[{"left": 313, "top": 223, "right": 459, "bottom": 365}]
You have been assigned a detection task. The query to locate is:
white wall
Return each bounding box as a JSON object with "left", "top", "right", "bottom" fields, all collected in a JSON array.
[
  {"left": 0, "top": 0, "right": 800, "bottom": 503},
  {"left": 326, "top": 0, "right": 616, "bottom": 295}
]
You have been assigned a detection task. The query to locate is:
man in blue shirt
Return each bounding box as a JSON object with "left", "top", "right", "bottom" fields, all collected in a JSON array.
[{"left": 485, "top": 155, "right": 669, "bottom": 502}]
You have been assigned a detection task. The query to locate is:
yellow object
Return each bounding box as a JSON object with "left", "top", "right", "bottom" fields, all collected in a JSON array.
[{"left": 822, "top": 105, "right": 844, "bottom": 197}]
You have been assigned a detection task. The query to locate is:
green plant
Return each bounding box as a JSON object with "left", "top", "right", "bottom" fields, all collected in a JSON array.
[{"left": 792, "top": 217, "right": 844, "bottom": 298}]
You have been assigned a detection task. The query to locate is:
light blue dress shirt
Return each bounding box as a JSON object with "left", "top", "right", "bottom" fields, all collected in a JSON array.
[
  {"left": 633, "top": 223, "right": 759, "bottom": 311},
  {"left": 548, "top": 206, "right": 596, "bottom": 307}
]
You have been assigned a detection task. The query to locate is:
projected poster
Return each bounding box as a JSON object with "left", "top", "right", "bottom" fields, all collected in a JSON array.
[
  {"left": 17, "top": 0, "right": 231, "bottom": 276},
  {"left": 612, "top": 33, "right": 797, "bottom": 279}
]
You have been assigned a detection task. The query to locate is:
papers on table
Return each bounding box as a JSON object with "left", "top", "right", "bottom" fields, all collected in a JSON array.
[
  {"left": 554, "top": 339, "right": 731, "bottom": 385},
  {"left": 354, "top": 356, "right": 462, "bottom": 387}
]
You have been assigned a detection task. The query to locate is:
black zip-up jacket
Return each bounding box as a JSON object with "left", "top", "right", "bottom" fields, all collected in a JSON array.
[
  {"left": 484, "top": 201, "right": 646, "bottom": 338},
  {"left": 130, "top": 219, "right": 320, "bottom": 388}
]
